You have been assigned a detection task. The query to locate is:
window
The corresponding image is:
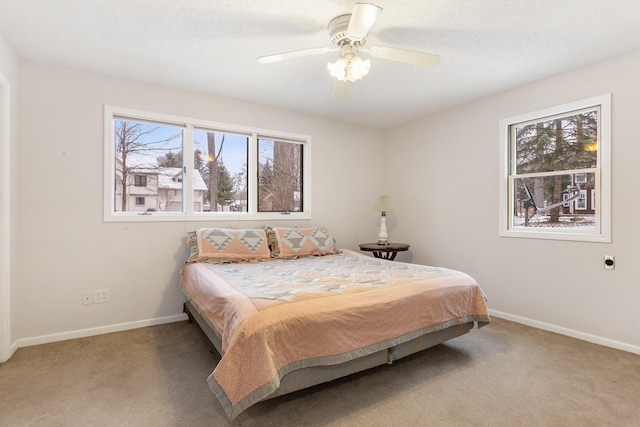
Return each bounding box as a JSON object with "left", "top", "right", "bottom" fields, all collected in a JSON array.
[
  {"left": 499, "top": 94, "right": 611, "bottom": 242},
  {"left": 258, "top": 137, "right": 303, "bottom": 213},
  {"left": 193, "top": 129, "right": 248, "bottom": 213},
  {"left": 134, "top": 175, "right": 147, "bottom": 187},
  {"left": 113, "top": 117, "right": 183, "bottom": 214},
  {"left": 575, "top": 190, "right": 587, "bottom": 210},
  {"left": 104, "top": 106, "right": 311, "bottom": 222}
]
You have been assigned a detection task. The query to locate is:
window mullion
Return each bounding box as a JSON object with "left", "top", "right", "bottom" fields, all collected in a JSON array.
[
  {"left": 183, "top": 125, "right": 194, "bottom": 215},
  {"left": 247, "top": 133, "right": 258, "bottom": 215},
  {"left": 514, "top": 168, "right": 598, "bottom": 179}
]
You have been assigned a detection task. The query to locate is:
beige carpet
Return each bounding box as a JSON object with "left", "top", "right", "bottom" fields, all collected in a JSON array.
[{"left": 1, "top": 317, "right": 638, "bottom": 426}]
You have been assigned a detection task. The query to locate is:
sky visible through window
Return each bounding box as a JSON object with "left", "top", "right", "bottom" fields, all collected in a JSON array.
[
  {"left": 192, "top": 130, "right": 248, "bottom": 174},
  {"left": 119, "top": 120, "right": 248, "bottom": 174}
]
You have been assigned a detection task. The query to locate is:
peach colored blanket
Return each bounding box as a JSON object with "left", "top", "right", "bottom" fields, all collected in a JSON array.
[{"left": 181, "top": 249, "right": 489, "bottom": 419}]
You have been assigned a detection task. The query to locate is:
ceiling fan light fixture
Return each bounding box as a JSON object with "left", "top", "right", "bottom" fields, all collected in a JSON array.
[
  {"left": 327, "top": 57, "right": 348, "bottom": 81},
  {"left": 349, "top": 55, "right": 371, "bottom": 81},
  {"left": 327, "top": 55, "right": 370, "bottom": 82}
]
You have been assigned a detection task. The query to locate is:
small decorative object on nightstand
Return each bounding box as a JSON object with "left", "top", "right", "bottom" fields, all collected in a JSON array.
[
  {"left": 359, "top": 242, "right": 410, "bottom": 261},
  {"left": 372, "top": 195, "right": 393, "bottom": 245}
]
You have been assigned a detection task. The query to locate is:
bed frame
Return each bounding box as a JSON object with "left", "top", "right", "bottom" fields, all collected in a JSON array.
[{"left": 184, "top": 300, "right": 476, "bottom": 402}]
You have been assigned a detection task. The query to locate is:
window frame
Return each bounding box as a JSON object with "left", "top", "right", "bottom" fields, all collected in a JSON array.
[
  {"left": 498, "top": 94, "right": 611, "bottom": 242},
  {"left": 257, "top": 136, "right": 305, "bottom": 213},
  {"left": 104, "top": 105, "right": 312, "bottom": 222}
]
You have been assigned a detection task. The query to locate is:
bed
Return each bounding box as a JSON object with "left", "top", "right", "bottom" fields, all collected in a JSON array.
[{"left": 180, "top": 226, "right": 490, "bottom": 419}]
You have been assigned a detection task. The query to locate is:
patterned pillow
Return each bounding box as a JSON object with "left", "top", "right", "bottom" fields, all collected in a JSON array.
[
  {"left": 266, "top": 226, "right": 340, "bottom": 259},
  {"left": 186, "top": 228, "right": 271, "bottom": 264}
]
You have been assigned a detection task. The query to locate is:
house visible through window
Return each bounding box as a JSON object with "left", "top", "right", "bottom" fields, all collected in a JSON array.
[
  {"left": 113, "top": 118, "right": 184, "bottom": 214},
  {"left": 499, "top": 94, "right": 611, "bottom": 242},
  {"left": 104, "top": 106, "right": 311, "bottom": 222}
]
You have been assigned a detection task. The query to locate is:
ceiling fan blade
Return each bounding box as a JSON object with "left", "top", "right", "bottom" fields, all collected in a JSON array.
[
  {"left": 367, "top": 46, "right": 441, "bottom": 68},
  {"left": 347, "top": 3, "right": 383, "bottom": 39},
  {"left": 333, "top": 80, "right": 350, "bottom": 99},
  {"left": 256, "top": 47, "right": 335, "bottom": 64}
]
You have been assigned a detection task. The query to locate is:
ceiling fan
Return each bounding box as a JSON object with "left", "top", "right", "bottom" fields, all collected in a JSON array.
[{"left": 256, "top": 3, "right": 440, "bottom": 99}]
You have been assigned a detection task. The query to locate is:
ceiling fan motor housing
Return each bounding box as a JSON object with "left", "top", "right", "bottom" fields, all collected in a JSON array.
[{"left": 328, "top": 14, "right": 366, "bottom": 47}]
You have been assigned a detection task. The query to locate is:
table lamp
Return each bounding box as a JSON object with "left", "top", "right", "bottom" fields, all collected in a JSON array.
[{"left": 373, "top": 195, "right": 393, "bottom": 245}]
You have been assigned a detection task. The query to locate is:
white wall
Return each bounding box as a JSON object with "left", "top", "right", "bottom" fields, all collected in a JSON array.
[
  {"left": 13, "top": 48, "right": 639, "bottom": 354},
  {"left": 387, "top": 50, "right": 640, "bottom": 352},
  {"left": 15, "top": 61, "right": 386, "bottom": 343},
  {"left": 0, "top": 33, "right": 18, "bottom": 361}
]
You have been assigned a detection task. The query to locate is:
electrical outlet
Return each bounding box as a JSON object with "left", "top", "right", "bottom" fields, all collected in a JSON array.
[
  {"left": 82, "top": 291, "right": 93, "bottom": 305},
  {"left": 93, "top": 289, "right": 110, "bottom": 303},
  {"left": 604, "top": 255, "right": 615, "bottom": 270}
]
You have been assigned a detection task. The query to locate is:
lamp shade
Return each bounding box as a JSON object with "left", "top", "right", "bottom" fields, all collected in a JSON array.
[{"left": 373, "top": 195, "right": 393, "bottom": 212}]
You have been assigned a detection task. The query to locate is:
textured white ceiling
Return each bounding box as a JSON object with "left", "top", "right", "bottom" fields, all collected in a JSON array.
[{"left": 1, "top": 0, "right": 639, "bottom": 128}]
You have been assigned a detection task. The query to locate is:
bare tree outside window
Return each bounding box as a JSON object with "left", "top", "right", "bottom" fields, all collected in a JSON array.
[
  {"left": 193, "top": 130, "right": 248, "bottom": 212},
  {"left": 114, "top": 119, "right": 183, "bottom": 212},
  {"left": 258, "top": 138, "right": 303, "bottom": 212}
]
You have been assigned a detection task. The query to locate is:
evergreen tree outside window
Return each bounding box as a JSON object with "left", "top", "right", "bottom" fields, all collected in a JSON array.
[{"left": 499, "top": 94, "right": 611, "bottom": 242}]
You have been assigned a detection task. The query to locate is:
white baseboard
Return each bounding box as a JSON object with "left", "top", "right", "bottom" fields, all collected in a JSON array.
[
  {"left": 0, "top": 340, "right": 18, "bottom": 363},
  {"left": 488, "top": 309, "right": 640, "bottom": 355},
  {"left": 17, "top": 313, "right": 189, "bottom": 348},
  {"left": 14, "top": 310, "right": 640, "bottom": 356}
]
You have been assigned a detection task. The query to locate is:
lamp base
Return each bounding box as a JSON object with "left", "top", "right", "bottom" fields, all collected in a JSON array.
[{"left": 377, "top": 213, "right": 389, "bottom": 246}]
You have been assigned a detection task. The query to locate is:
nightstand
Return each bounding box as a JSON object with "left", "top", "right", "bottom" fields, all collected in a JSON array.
[{"left": 358, "top": 243, "right": 410, "bottom": 261}]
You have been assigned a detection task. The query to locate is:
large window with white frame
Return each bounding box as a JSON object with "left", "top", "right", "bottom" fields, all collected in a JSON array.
[
  {"left": 499, "top": 94, "right": 611, "bottom": 242},
  {"left": 104, "top": 106, "right": 311, "bottom": 222}
]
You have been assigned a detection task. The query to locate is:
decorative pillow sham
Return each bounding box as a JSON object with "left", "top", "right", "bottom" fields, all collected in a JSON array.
[
  {"left": 187, "top": 228, "right": 271, "bottom": 264},
  {"left": 266, "top": 226, "right": 340, "bottom": 259}
]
